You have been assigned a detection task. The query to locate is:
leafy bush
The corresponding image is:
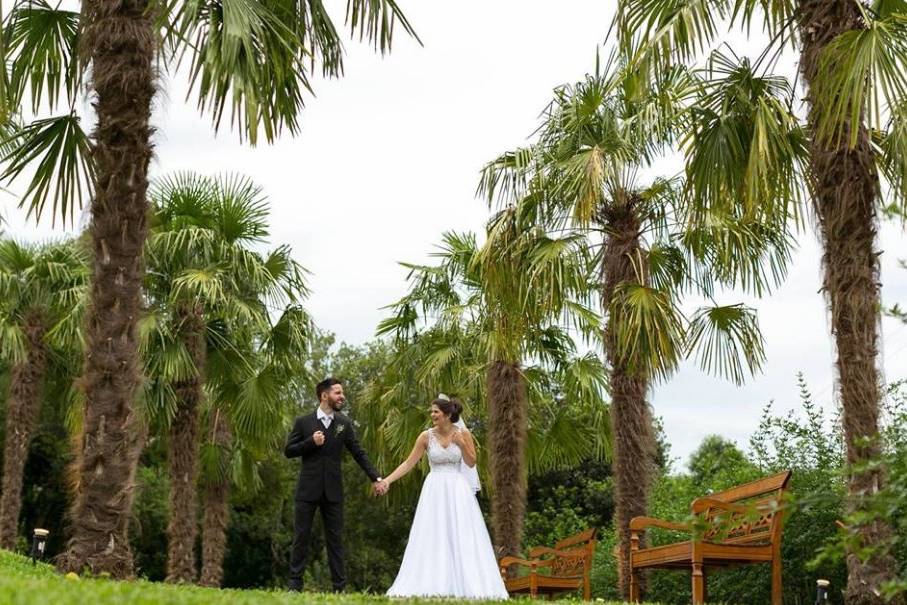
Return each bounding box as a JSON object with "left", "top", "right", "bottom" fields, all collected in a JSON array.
[
  {"left": 130, "top": 465, "right": 170, "bottom": 581},
  {"left": 811, "top": 381, "right": 907, "bottom": 602}
]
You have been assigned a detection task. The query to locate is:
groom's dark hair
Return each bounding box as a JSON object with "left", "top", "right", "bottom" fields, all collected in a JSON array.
[{"left": 316, "top": 377, "right": 343, "bottom": 401}]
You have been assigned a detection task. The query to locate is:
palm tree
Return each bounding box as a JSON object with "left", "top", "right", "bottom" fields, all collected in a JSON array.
[
  {"left": 1, "top": 0, "right": 416, "bottom": 577},
  {"left": 197, "top": 398, "right": 231, "bottom": 588},
  {"left": 479, "top": 59, "right": 786, "bottom": 598},
  {"left": 142, "top": 173, "right": 311, "bottom": 583},
  {"left": 196, "top": 304, "right": 312, "bottom": 587},
  {"left": 0, "top": 238, "right": 88, "bottom": 550},
  {"left": 614, "top": 2, "right": 907, "bottom": 600},
  {"left": 378, "top": 226, "right": 607, "bottom": 563}
]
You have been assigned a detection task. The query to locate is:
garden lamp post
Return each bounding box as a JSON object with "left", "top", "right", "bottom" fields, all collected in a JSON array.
[
  {"left": 30, "top": 528, "right": 49, "bottom": 565},
  {"left": 815, "top": 579, "right": 830, "bottom": 604}
]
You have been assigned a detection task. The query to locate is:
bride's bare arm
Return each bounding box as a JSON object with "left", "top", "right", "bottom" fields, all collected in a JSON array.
[
  {"left": 454, "top": 428, "right": 477, "bottom": 468},
  {"left": 384, "top": 431, "right": 429, "bottom": 485}
]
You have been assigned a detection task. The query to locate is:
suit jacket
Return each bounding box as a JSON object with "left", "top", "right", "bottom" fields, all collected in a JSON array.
[{"left": 284, "top": 410, "right": 381, "bottom": 503}]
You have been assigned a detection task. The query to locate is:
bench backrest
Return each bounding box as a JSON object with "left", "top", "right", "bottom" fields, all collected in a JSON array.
[
  {"left": 697, "top": 470, "right": 791, "bottom": 546},
  {"left": 549, "top": 528, "right": 597, "bottom": 578},
  {"left": 555, "top": 527, "right": 597, "bottom": 551}
]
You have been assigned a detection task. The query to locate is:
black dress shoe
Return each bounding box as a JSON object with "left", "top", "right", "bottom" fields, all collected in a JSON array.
[{"left": 288, "top": 580, "right": 303, "bottom": 592}]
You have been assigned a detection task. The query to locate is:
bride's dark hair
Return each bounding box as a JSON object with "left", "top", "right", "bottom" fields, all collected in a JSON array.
[{"left": 432, "top": 396, "right": 463, "bottom": 423}]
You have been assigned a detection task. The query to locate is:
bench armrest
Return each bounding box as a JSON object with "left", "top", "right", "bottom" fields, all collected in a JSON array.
[
  {"left": 691, "top": 497, "right": 752, "bottom": 515},
  {"left": 629, "top": 516, "right": 690, "bottom": 532}
]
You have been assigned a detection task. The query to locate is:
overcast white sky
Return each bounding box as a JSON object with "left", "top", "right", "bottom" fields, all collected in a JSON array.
[{"left": 2, "top": 2, "right": 906, "bottom": 468}]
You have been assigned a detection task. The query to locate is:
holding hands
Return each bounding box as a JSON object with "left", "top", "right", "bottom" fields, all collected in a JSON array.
[{"left": 373, "top": 479, "right": 390, "bottom": 496}]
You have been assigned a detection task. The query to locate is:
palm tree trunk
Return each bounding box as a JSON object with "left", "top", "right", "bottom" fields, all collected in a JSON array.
[
  {"left": 0, "top": 311, "right": 47, "bottom": 550},
  {"left": 600, "top": 194, "right": 656, "bottom": 600},
  {"left": 798, "top": 3, "right": 903, "bottom": 604},
  {"left": 198, "top": 408, "right": 231, "bottom": 588},
  {"left": 56, "top": 0, "right": 156, "bottom": 578},
  {"left": 486, "top": 360, "right": 528, "bottom": 569},
  {"left": 165, "top": 305, "right": 206, "bottom": 583}
]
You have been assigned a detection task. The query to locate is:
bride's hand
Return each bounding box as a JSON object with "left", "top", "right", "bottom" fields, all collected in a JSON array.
[
  {"left": 452, "top": 428, "right": 467, "bottom": 447},
  {"left": 372, "top": 479, "right": 389, "bottom": 496}
]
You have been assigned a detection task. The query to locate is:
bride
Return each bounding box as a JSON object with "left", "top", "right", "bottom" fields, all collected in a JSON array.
[{"left": 380, "top": 395, "right": 509, "bottom": 600}]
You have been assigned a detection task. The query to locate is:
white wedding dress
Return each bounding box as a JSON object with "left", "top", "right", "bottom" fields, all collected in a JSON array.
[{"left": 387, "top": 428, "right": 509, "bottom": 599}]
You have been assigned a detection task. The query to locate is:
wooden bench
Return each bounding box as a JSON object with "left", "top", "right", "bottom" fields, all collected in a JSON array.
[
  {"left": 499, "top": 528, "right": 597, "bottom": 600},
  {"left": 629, "top": 470, "right": 791, "bottom": 605}
]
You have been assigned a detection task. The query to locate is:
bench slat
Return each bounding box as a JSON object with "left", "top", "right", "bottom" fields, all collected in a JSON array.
[{"left": 702, "top": 470, "right": 791, "bottom": 504}]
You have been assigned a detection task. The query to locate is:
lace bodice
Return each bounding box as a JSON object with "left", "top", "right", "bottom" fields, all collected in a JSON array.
[{"left": 426, "top": 429, "right": 463, "bottom": 472}]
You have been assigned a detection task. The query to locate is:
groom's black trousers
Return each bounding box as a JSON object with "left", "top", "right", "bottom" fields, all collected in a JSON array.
[{"left": 290, "top": 496, "right": 345, "bottom": 591}]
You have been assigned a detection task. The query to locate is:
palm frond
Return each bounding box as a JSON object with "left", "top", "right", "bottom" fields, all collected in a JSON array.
[
  {"left": 685, "top": 303, "right": 765, "bottom": 385},
  {"left": 230, "top": 366, "right": 284, "bottom": 444},
  {"left": 878, "top": 100, "right": 907, "bottom": 209},
  {"left": 213, "top": 173, "right": 269, "bottom": 243},
  {"left": 810, "top": 9, "right": 907, "bottom": 148},
  {"left": 681, "top": 51, "right": 807, "bottom": 224},
  {"left": 5, "top": 1, "right": 81, "bottom": 113},
  {"left": 728, "top": 0, "right": 798, "bottom": 41},
  {"left": 0, "top": 320, "right": 27, "bottom": 364},
  {"left": 167, "top": 0, "right": 418, "bottom": 144},
  {"left": 345, "top": 0, "right": 421, "bottom": 52},
  {"left": 680, "top": 213, "right": 794, "bottom": 296},
  {"left": 169, "top": 0, "right": 310, "bottom": 144},
  {"left": 617, "top": 0, "right": 730, "bottom": 66},
  {"left": 609, "top": 282, "right": 685, "bottom": 381},
  {"left": 0, "top": 113, "right": 93, "bottom": 226},
  {"left": 645, "top": 243, "right": 688, "bottom": 291}
]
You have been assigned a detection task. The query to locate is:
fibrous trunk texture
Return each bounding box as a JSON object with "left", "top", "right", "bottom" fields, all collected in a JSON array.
[
  {"left": 601, "top": 193, "right": 656, "bottom": 600},
  {"left": 57, "top": 0, "right": 156, "bottom": 578},
  {"left": 0, "top": 311, "right": 47, "bottom": 550},
  {"left": 486, "top": 361, "right": 528, "bottom": 570}
]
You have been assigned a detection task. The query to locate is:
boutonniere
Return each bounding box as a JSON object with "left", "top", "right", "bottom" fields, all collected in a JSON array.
[{"left": 335, "top": 423, "right": 346, "bottom": 436}]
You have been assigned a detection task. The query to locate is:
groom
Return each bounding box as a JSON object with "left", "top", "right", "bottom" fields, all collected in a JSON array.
[{"left": 284, "top": 377, "right": 388, "bottom": 592}]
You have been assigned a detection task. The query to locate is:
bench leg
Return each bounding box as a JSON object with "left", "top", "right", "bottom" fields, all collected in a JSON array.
[
  {"left": 629, "top": 567, "right": 640, "bottom": 603},
  {"left": 691, "top": 562, "right": 705, "bottom": 605},
  {"left": 584, "top": 561, "right": 592, "bottom": 601},
  {"left": 771, "top": 551, "right": 782, "bottom": 605}
]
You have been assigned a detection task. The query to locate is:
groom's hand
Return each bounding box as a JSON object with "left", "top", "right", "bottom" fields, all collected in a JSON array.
[
  {"left": 313, "top": 431, "right": 325, "bottom": 446},
  {"left": 372, "top": 479, "right": 389, "bottom": 496}
]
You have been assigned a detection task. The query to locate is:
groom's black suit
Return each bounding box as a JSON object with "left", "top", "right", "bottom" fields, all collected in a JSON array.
[{"left": 284, "top": 409, "right": 381, "bottom": 591}]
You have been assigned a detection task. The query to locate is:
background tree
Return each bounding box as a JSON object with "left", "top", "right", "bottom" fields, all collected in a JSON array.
[
  {"left": 197, "top": 306, "right": 311, "bottom": 587},
  {"left": 142, "top": 173, "right": 309, "bottom": 583},
  {"left": 0, "top": 238, "right": 87, "bottom": 550},
  {"left": 377, "top": 225, "right": 609, "bottom": 563},
  {"left": 479, "top": 57, "right": 787, "bottom": 596},
  {"left": 687, "top": 435, "right": 754, "bottom": 486}
]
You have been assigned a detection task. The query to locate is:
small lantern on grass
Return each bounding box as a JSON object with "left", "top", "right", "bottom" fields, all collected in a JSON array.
[
  {"left": 815, "top": 579, "right": 830, "bottom": 604},
  {"left": 30, "top": 528, "right": 49, "bottom": 565}
]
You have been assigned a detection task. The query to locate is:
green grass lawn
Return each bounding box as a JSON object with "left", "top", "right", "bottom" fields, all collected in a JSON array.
[{"left": 0, "top": 550, "right": 628, "bottom": 604}]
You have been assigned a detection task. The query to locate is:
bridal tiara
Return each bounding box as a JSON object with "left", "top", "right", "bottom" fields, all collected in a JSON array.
[{"left": 437, "top": 393, "right": 450, "bottom": 401}]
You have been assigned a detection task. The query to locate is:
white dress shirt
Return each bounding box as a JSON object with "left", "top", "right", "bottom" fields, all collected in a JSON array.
[{"left": 317, "top": 407, "right": 334, "bottom": 429}]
